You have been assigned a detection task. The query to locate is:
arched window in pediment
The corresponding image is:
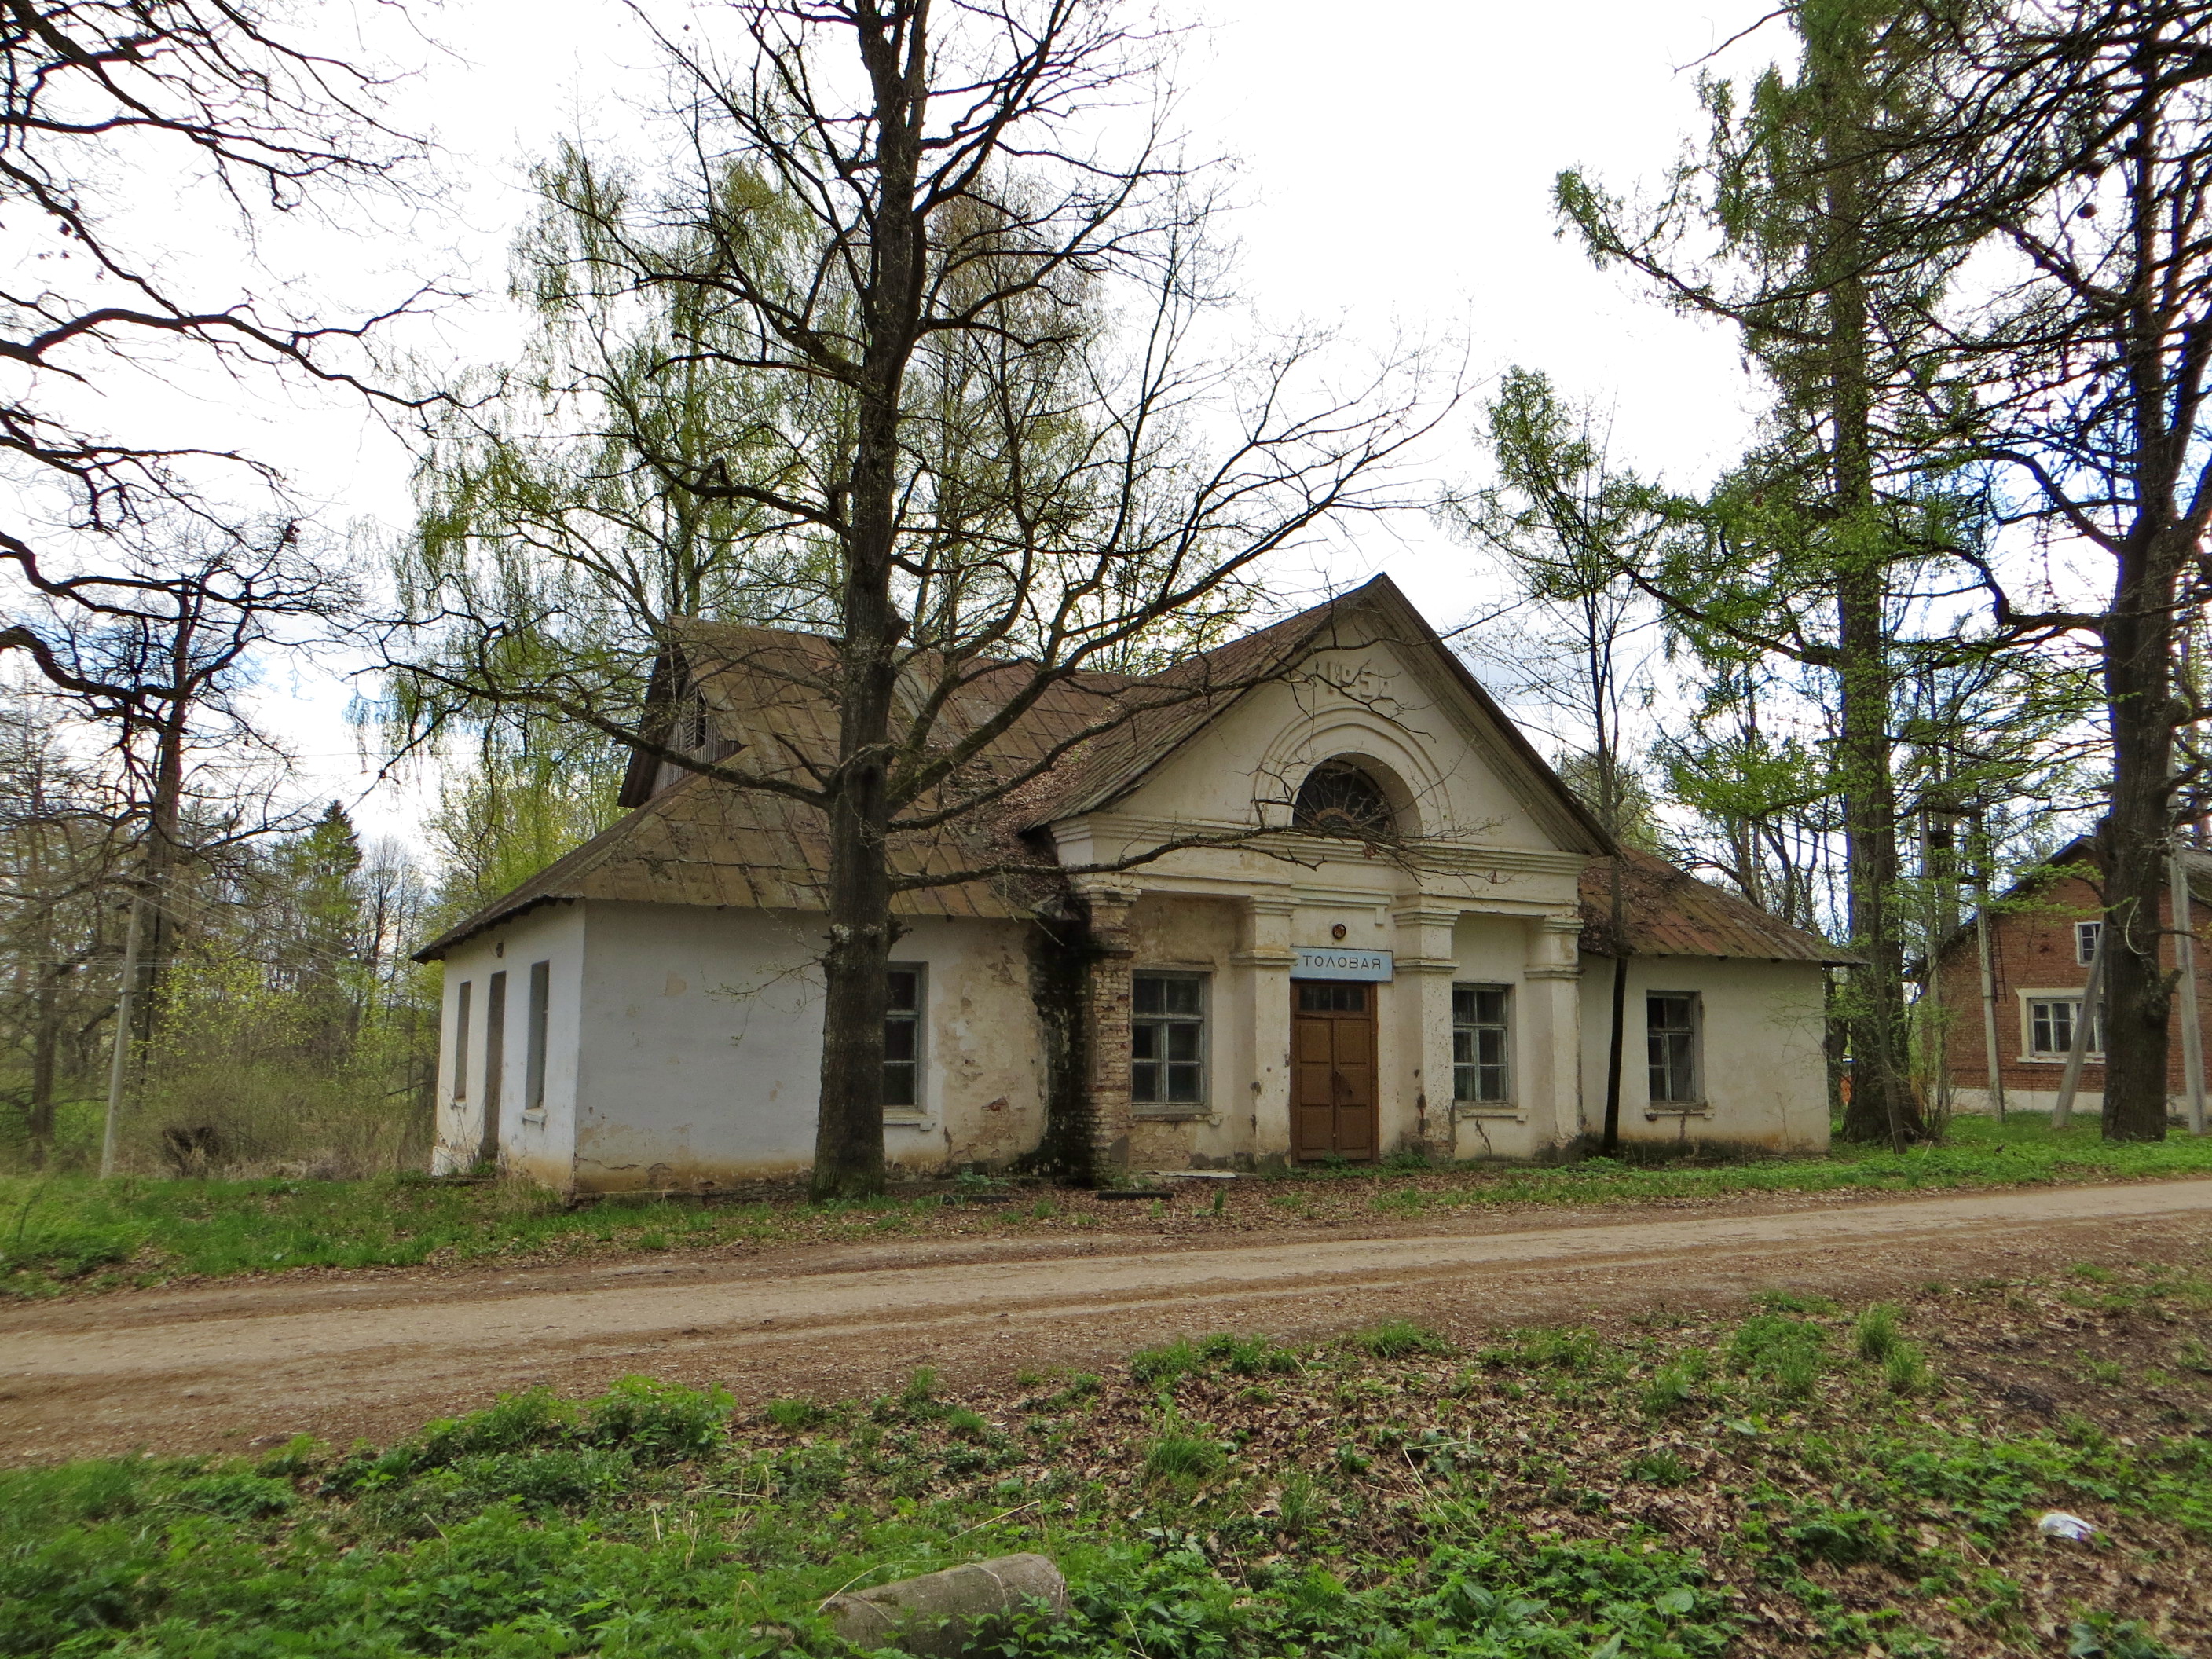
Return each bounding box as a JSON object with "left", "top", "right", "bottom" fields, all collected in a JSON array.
[{"left": 1293, "top": 760, "right": 1397, "bottom": 839}]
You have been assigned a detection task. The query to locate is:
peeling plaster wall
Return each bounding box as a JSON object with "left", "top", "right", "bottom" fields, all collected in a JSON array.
[
  {"left": 897, "top": 914, "right": 1053, "bottom": 1171},
  {"left": 561, "top": 903, "right": 1048, "bottom": 1191},
  {"left": 1578, "top": 955, "right": 1829, "bottom": 1154},
  {"left": 1123, "top": 893, "right": 1245, "bottom": 1168}
]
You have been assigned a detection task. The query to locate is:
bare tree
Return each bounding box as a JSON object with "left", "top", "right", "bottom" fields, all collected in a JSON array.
[
  {"left": 385, "top": 0, "right": 1450, "bottom": 1196},
  {"left": 0, "top": 692, "right": 131, "bottom": 1165},
  {"left": 1442, "top": 366, "right": 1666, "bottom": 1155},
  {"left": 0, "top": 0, "right": 426, "bottom": 689},
  {"left": 1916, "top": 0, "right": 2212, "bottom": 1140},
  {"left": 21, "top": 528, "right": 356, "bottom": 1036}
]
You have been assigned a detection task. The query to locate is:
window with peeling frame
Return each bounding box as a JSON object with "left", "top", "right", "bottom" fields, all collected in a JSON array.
[
  {"left": 2028, "top": 996, "right": 2102, "bottom": 1058},
  {"left": 885, "top": 965, "right": 925, "bottom": 1109},
  {"left": 1132, "top": 973, "right": 1206, "bottom": 1108},
  {"left": 1452, "top": 983, "right": 1510, "bottom": 1103},
  {"left": 1646, "top": 991, "right": 1700, "bottom": 1104}
]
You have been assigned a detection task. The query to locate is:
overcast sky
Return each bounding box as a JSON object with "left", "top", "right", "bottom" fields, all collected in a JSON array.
[{"left": 250, "top": 0, "right": 1788, "bottom": 847}]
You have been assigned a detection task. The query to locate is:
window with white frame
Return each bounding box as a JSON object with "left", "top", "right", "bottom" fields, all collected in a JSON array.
[
  {"left": 884, "top": 965, "right": 925, "bottom": 1109},
  {"left": 1452, "top": 983, "right": 1510, "bottom": 1104},
  {"left": 1646, "top": 991, "right": 1701, "bottom": 1104},
  {"left": 2075, "top": 920, "right": 2103, "bottom": 965},
  {"left": 1132, "top": 973, "right": 1206, "bottom": 1108},
  {"left": 2027, "top": 994, "right": 2104, "bottom": 1059}
]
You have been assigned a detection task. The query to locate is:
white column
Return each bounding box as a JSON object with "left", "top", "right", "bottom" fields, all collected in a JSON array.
[
  {"left": 1232, "top": 894, "right": 1298, "bottom": 1166},
  {"left": 1522, "top": 913, "right": 1586, "bottom": 1151},
  {"left": 1392, "top": 903, "right": 1463, "bottom": 1158}
]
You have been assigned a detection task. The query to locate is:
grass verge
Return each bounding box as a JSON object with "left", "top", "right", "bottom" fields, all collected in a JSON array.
[
  {"left": 5, "top": 1113, "right": 2211, "bottom": 1298},
  {"left": 5, "top": 1258, "right": 2211, "bottom": 1654}
]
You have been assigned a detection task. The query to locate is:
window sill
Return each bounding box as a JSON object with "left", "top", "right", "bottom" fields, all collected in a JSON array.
[
  {"left": 1132, "top": 1107, "right": 1208, "bottom": 1122},
  {"left": 1644, "top": 1104, "right": 1712, "bottom": 1119},
  {"left": 2018, "top": 1055, "right": 2103, "bottom": 1066},
  {"left": 882, "top": 1112, "right": 932, "bottom": 1130},
  {"left": 518, "top": 1110, "right": 546, "bottom": 1126},
  {"left": 1454, "top": 1103, "right": 1524, "bottom": 1121}
]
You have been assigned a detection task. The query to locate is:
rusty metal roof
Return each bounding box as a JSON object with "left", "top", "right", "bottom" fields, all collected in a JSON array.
[{"left": 1580, "top": 848, "right": 1860, "bottom": 965}]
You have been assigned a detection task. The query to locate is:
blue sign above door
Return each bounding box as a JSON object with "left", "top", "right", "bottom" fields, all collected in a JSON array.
[{"left": 1291, "top": 947, "right": 1393, "bottom": 982}]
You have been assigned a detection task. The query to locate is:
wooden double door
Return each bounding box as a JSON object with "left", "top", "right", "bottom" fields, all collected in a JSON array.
[{"left": 1292, "top": 980, "right": 1378, "bottom": 1162}]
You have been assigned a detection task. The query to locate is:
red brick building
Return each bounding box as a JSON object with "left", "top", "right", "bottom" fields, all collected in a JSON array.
[{"left": 1935, "top": 837, "right": 2212, "bottom": 1117}]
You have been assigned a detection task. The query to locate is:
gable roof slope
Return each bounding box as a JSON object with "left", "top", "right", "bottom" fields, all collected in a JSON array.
[
  {"left": 1580, "top": 848, "right": 1861, "bottom": 965},
  {"left": 1010, "top": 574, "right": 1611, "bottom": 851},
  {"left": 417, "top": 577, "right": 1610, "bottom": 958}
]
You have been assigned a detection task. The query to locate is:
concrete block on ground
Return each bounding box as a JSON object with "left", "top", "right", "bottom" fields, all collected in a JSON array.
[{"left": 822, "top": 1553, "right": 1068, "bottom": 1655}]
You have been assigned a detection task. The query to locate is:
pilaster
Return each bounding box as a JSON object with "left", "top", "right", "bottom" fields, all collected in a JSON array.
[
  {"left": 1522, "top": 912, "right": 1585, "bottom": 1148},
  {"left": 1234, "top": 895, "right": 1297, "bottom": 1162},
  {"left": 1078, "top": 886, "right": 1141, "bottom": 1181},
  {"left": 1392, "top": 903, "right": 1463, "bottom": 1157}
]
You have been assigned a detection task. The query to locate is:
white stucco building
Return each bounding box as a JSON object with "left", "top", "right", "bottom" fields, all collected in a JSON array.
[{"left": 419, "top": 578, "right": 1848, "bottom": 1191}]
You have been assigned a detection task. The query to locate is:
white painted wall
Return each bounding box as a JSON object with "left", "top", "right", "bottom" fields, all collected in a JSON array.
[
  {"left": 433, "top": 902, "right": 587, "bottom": 1188},
  {"left": 1577, "top": 955, "right": 1829, "bottom": 1153},
  {"left": 557, "top": 903, "right": 1048, "bottom": 1191}
]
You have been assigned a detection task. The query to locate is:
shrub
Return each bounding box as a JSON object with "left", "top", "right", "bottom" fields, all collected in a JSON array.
[
  {"left": 1855, "top": 1302, "right": 1904, "bottom": 1362},
  {"left": 1754, "top": 1288, "right": 1838, "bottom": 1315},
  {"left": 763, "top": 1398, "right": 822, "bottom": 1432},
  {"left": 1144, "top": 1434, "right": 1225, "bottom": 1485},
  {"left": 1884, "top": 1342, "right": 1930, "bottom": 1396},
  {"left": 1346, "top": 1320, "right": 1452, "bottom": 1360},
  {"left": 1640, "top": 1355, "right": 1708, "bottom": 1416},
  {"left": 1131, "top": 1332, "right": 1299, "bottom": 1386},
  {"left": 1785, "top": 1503, "right": 1897, "bottom": 1566},
  {"left": 1729, "top": 1313, "right": 1829, "bottom": 1396},
  {"left": 1627, "top": 1450, "right": 1694, "bottom": 1487},
  {"left": 579, "top": 1377, "right": 731, "bottom": 1463},
  {"left": 1130, "top": 1338, "right": 1206, "bottom": 1386}
]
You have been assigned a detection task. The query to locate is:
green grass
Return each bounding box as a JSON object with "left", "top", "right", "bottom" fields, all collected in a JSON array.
[
  {"left": 5, "top": 1112, "right": 2210, "bottom": 1298},
  {"left": 5, "top": 1265, "right": 2210, "bottom": 1657},
  {"left": 0, "top": 1170, "right": 947, "bottom": 1297},
  {"left": 1350, "top": 1111, "right": 2212, "bottom": 1211}
]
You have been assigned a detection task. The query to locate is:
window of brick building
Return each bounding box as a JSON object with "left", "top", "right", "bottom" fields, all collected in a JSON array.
[{"left": 2027, "top": 996, "right": 2103, "bottom": 1060}]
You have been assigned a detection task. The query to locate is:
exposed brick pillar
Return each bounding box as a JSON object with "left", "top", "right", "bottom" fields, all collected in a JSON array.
[{"left": 1079, "top": 887, "right": 1140, "bottom": 1182}]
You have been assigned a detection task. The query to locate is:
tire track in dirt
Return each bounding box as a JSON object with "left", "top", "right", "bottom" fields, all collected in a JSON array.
[{"left": 5, "top": 1179, "right": 2210, "bottom": 1462}]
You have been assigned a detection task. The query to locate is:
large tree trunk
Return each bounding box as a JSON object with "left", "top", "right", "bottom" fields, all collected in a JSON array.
[
  {"left": 26, "top": 965, "right": 59, "bottom": 1167},
  {"left": 1836, "top": 558, "right": 1922, "bottom": 1146},
  {"left": 1816, "top": 15, "right": 1924, "bottom": 1149},
  {"left": 811, "top": 2, "right": 928, "bottom": 1199},
  {"left": 134, "top": 671, "right": 191, "bottom": 1048},
  {"left": 2100, "top": 526, "right": 2181, "bottom": 1142}
]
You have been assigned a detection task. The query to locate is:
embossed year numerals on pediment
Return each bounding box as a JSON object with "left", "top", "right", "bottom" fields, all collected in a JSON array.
[{"left": 1313, "top": 661, "right": 1399, "bottom": 715}]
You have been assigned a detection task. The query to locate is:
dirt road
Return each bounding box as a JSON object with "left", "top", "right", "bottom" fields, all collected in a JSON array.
[{"left": 5, "top": 1178, "right": 2211, "bottom": 1463}]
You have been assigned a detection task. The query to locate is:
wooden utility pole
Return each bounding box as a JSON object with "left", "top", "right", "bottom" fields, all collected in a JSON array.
[
  {"left": 2171, "top": 840, "right": 2206, "bottom": 1134},
  {"left": 1973, "top": 815, "right": 2006, "bottom": 1122},
  {"left": 2052, "top": 921, "right": 2105, "bottom": 1130}
]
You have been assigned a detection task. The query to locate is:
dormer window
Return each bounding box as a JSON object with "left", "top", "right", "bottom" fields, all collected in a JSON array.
[{"left": 1293, "top": 761, "right": 1395, "bottom": 838}]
